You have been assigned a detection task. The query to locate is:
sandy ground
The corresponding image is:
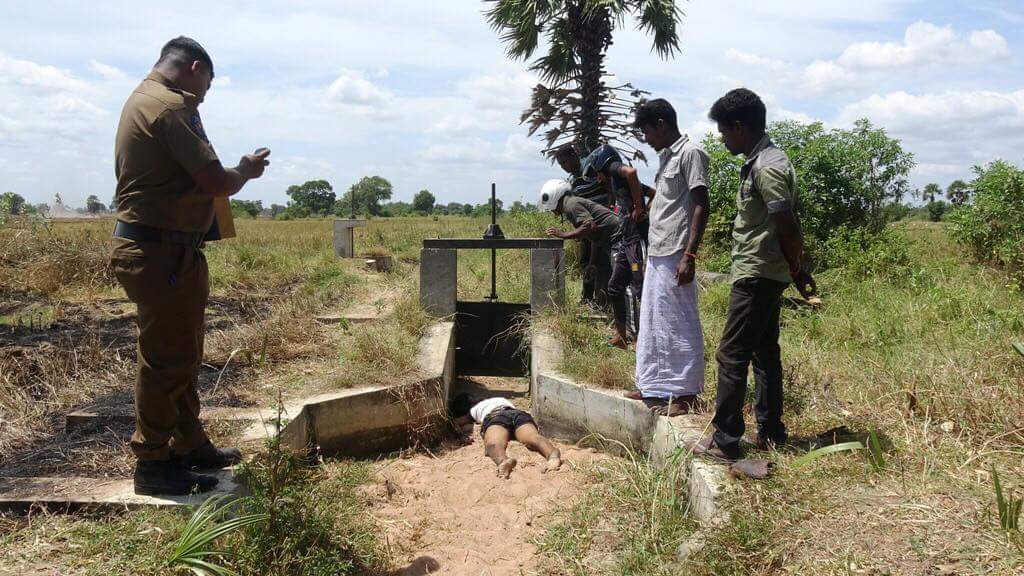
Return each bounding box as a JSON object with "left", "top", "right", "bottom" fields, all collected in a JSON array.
[{"left": 370, "top": 434, "right": 608, "bottom": 576}]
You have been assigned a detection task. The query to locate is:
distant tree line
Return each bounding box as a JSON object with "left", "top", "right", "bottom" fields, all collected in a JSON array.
[{"left": 230, "top": 176, "right": 540, "bottom": 220}]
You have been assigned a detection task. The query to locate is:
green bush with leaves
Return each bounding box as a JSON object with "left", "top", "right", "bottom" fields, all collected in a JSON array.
[
  {"left": 950, "top": 160, "right": 1024, "bottom": 285},
  {"left": 703, "top": 119, "right": 914, "bottom": 269}
]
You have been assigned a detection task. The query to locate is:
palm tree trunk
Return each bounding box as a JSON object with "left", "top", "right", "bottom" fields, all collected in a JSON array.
[{"left": 570, "top": 0, "right": 610, "bottom": 152}]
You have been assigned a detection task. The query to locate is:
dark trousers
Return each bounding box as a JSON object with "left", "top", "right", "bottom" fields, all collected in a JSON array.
[
  {"left": 712, "top": 277, "right": 789, "bottom": 455},
  {"left": 607, "top": 239, "right": 644, "bottom": 328},
  {"left": 580, "top": 240, "right": 611, "bottom": 308},
  {"left": 110, "top": 237, "right": 210, "bottom": 461}
]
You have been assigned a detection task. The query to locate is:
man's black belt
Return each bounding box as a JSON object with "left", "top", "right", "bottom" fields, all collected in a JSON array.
[{"left": 113, "top": 220, "right": 205, "bottom": 246}]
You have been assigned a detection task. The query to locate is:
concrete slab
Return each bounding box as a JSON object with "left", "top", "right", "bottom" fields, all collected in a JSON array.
[
  {"left": 280, "top": 322, "right": 455, "bottom": 458},
  {"left": 530, "top": 248, "right": 565, "bottom": 313},
  {"left": 0, "top": 470, "right": 241, "bottom": 513},
  {"left": 66, "top": 405, "right": 284, "bottom": 435},
  {"left": 419, "top": 248, "right": 457, "bottom": 317},
  {"left": 312, "top": 312, "right": 379, "bottom": 325},
  {"left": 697, "top": 271, "right": 730, "bottom": 285},
  {"left": 531, "top": 328, "right": 729, "bottom": 527},
  {"left": 333, "top": 219, "right": 368, "bottom": 258}
]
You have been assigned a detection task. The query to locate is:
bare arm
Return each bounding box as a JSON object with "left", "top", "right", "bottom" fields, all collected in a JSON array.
[
  {"left": 193, "top": 148, "right": 270, "bottom": 198},
  {"left": 547, "top": 219, "right": 597, "bottom": 240},
  {"left": 675, "top": 185, "right": 710, "bottom": 285},
  {"left": 618, "top": 165, "right": 647, "bottom": 220},
  {"left": 772, "top": 210, "right": 804, "bottom": 277}
]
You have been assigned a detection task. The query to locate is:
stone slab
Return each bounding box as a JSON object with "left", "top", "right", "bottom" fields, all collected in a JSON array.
[{"left": 0, "top": 470, "right": 241, "bottom": 513}]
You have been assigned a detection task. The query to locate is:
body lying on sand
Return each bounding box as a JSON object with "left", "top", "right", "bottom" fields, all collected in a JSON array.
[{"left": 450, "top": 393, "right": 562, "bottom": 479}]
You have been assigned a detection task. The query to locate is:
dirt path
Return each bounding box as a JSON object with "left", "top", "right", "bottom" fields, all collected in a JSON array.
[
  {"left": 371, "top": 439, "right": 607, "bottom": 576},
  {"left": 370, "top": 375, "right": 606, "bottom": 576}
]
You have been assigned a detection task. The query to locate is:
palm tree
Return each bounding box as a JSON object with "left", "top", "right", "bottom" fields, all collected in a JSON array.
[{"left": 485, "top": 0, "right": 682, "bottom": 161}]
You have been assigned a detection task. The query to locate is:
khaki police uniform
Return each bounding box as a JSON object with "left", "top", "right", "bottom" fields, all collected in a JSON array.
[{"left": 109, "top": 71, "right": 219, "bottom": 461}]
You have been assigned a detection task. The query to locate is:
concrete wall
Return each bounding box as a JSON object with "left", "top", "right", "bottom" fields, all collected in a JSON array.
[
  {"left": 281, "top": 322, "right": 455, "bottom": 458},
  {"left": 530, "top": 329, "right": 726, "bottom": 525}
]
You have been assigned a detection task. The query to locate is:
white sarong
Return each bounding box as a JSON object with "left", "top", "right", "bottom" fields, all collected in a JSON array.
[{"left": 634, "top": 251, "right": 705, "bottom": 399}]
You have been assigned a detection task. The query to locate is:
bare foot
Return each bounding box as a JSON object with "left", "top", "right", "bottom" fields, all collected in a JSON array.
[
  {"left": 543, "top": 449, "right": 562, "bottom": 473},
  {"left": 496, "top": 457, "right": 517, "bottom": 479},
  {"left": 608, "top": 335, "right": 628, "bottom": 350},
  {"left": 623, "top": 390, "right": 644, "bottom": 400}
]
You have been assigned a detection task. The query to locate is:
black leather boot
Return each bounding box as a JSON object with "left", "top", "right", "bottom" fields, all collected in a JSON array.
[
  {"left": 178, "top": 441, "right": 243, "bottom": 471},
  {"left": 134, "top": 459, "right": 219, "bottom": 496}
]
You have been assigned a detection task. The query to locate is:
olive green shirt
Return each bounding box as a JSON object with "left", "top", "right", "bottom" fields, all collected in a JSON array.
[
  {"left": 563, "top": 196, "right": 620, "bottom": 246},
  {"left": 731, "top": 135, "right": 797, "bottom": 284},
  {"left": 114, "top": 71, "right": 220, "bottom": 233}
]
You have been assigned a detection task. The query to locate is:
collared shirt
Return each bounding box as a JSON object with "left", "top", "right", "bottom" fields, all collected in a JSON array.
[
  {"left": 114, "top": 71, "right": 220, "bottom": 233},
  {"left": 731, "top": 135, "right": 798, "bottom": 283},
  {"left": 562, "top": 196, "right": 621, "bottom": 246},
  {"left": 647, "top": 135, "right": 709, "bottom": 257}
]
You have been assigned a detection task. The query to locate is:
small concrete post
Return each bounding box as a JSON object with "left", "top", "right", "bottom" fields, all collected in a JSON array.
[
  {"left": 419, "top": 248, "right": 457, "bottom": 317},
  {"left": 333, "top": 219, "right": 368, "bottom": 258},
  {"left": 530, "top": 247, "right": 565, "bottom": 313}
]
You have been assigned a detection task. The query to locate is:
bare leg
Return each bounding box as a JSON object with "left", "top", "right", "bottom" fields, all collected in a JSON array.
[
  {"left": 483, "top": 425, "right": 516, "bottom": 479},
  {"left": 609, "top": 321, "right": 629, "bottom": 349},
  {"left": 514, "top": 423, "right": 562, "bottom": 472}
]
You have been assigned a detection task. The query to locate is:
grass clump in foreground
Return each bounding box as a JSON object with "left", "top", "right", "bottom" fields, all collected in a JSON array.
[{"left": 536, "top": 442, "right": 697, "bottom": 576}]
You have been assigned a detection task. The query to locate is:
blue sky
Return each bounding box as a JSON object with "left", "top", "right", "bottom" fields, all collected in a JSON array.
[{"left": 1, "top": 0, "right": 1022, "bottom": 209}]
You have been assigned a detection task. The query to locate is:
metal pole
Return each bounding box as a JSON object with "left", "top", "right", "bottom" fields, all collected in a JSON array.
[{"left": 489, "top": 183, "right": 498, "bottom": 301}]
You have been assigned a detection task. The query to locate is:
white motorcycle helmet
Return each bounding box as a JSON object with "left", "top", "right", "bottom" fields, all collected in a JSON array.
[{"left": 538, "top": 179, "right": 571, "bottom": 212}]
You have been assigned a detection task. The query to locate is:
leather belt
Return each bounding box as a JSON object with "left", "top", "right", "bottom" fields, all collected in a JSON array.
[{"left": 113, "top": 220, "right": 205, "bottom": 247}]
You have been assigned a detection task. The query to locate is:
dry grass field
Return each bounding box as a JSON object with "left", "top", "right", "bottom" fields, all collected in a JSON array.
[{"left": 0, "top": 214, "right": 1022, "bottom": 575}]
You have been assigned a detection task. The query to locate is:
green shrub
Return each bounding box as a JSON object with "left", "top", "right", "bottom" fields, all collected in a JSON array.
[
  {"left": 820, "top": 226, "right": 912, "bottom": 282},
  {"left": 950, "top": 160, "right": 1024, "bottom": 285},
  {"left": 927, "top": 200, "right": 948, "bottom": 222},
  {"left": 703, "top": 119, "right": 914, "bottom": 269}
]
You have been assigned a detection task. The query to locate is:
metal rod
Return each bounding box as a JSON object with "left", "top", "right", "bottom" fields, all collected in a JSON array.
[{"left": 489, "top": 183, "right": 498, "bottom": 301}]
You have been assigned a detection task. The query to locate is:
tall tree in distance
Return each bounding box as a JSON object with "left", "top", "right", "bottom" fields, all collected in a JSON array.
[
  {"left": 412, "top": 189, "right": 436, "bottom": 214},
  {"left": 486, "top": 0, "right": 682, "bottom": 161},
  {"left": 86, "top": 194, "right": 105, "bottom": 215},
  {"left": 921, "top": 183, "right": 942, "bottom": 204},
  {"left": 338, "top": 176, "right": 394, "bottom": 217},
  {"left": 946, "top": 179, "right": 971, "bottom": 206},
  {"left": 287, "top": 179, "right": 336, "bottom": 215}
]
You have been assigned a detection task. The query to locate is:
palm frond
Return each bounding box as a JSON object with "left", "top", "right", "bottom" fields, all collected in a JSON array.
[
  {"left": 634, "top": 0, "right": 682, "bottom": 58},
  {"left": 167, "top": 495, "right": 269, "bottom": 576}
]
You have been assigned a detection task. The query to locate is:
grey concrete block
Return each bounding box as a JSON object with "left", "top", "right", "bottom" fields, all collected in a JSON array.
[
  {"left": 419, "top": 248, "right": 457, "bottom": 317},
  {"left": 530, "top": 248, "right": 565, "bottom": 312},
  {"left": 333, "top": 219, "right": 367, "bottom": 258}
]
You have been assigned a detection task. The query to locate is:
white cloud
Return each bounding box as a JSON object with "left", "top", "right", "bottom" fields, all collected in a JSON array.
[
  {"left": 802, "top": 60, "right": 857, "bottom": 94},
  {"left": 724, "top": 22, "right": 1013, "bottom": 96},
  {"left": 88, "top": 59, "right": 125, "bottom": 81},
  {"left": 725, "top": 49, "right": 791, "bottom": 74},
  {"left": 837, "top": 21, "right": 1009, "bottom": 70},
  {"left": 837, "top": 90, "right": 1024, "bottom": 133},
  {"left": 212, "top": 76, "right": 232, "bottom": 87},
  {"left": 0, "top": 51, "right": 89, "bottom": 91},
  {"left": 458, "top": 72, "right": 536, "bottom": 112},
  {"left": 327, "top": 69, "right": 392, "bottom": 105},
  {"left": 837, "top": 89, "right": 1024, "bottom": 173}
]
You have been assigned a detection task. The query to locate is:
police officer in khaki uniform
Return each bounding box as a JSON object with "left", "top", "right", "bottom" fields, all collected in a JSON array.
[{"left": 110, "top": 37, "right": 270, "bottom": 495}]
